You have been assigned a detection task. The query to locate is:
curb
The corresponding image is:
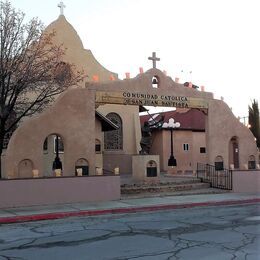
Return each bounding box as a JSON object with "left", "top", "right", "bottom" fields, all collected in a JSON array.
[{"left": 0, "top": 198, "right": 259, "bottom": 224}]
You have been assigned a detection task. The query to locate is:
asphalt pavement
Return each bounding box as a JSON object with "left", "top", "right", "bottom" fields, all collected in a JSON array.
[{"left": 0, "top": 203, "right": 259, "bottom": 259}]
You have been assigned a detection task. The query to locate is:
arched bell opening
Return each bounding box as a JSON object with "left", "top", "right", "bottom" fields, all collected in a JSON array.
[{"left": 152, "top": 76, "right": 160, "bottom": 88}]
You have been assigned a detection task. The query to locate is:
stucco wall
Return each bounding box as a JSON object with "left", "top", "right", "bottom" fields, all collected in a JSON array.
[
  {"left": 132, "top": 155, "right": 160, "bottom": 182},
  {"left": 95, "top": 119, "right": 103, "bottom": 170},
  {"left": 97, "top": 104, "right": 140, "bottom": 155},
  {"left": 97, "top": 104, "right": 141, "bottom": 174},
  {"left": 150, "top": 130, "right": 164, "bottom": 170},
  {"left": 174, "top": 130, "right": 193, "bottom": 173},
  {"left": 232, "top": 170, "right": 260, "bottom": 193},
  {"left": 156, "top": 130, "right": 206, "bottom": 173},
  {"left": 192, "top": 132, "right": 207, "bottom": 169},
  {"left": 91, "top": 69, "right": 213, "bottom": 100},
  {"left": 0, "top": 176, "right": 120, "bottom": 208},
  {"left": 206, "top": 99, "right": 258, "bottom": 169},
  {"left": 103, "top": 153, "right": 132, "bottom": 175},
  {"left": 4, "top": 68, "right": 258, "bottom": 179},
  {"left": 4, "top": 88, "right": 96, "bottom": 178}
]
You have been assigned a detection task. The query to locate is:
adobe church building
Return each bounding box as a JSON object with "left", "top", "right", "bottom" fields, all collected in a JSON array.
[{"left": 2, "top": 9, "right": 259, "bottom": 180}]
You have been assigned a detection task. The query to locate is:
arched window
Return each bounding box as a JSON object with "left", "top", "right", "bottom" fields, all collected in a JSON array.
[
  {"left": 104, "top": 113, "right": 123, "bottom": 150},
  {"left": 146, "top": 160, "right": 157, "bottom": 177}
]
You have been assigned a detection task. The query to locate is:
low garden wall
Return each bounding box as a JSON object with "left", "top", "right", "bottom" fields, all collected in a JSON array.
[
  {"left": 0, "top": 175, "right": 120, "bottom": 208},
  {"left": 232, "top": 170, "right": 260, "bottom": 193}
]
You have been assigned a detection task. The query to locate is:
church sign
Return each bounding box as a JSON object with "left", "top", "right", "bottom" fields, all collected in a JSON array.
[{"left": 96, "top": 91, "right": 208, "bottom": 109}]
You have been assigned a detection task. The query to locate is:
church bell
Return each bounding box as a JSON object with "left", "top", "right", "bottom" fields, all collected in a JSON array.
[{"left": 152, "top": 77, "right": 158, "bottom": 84}]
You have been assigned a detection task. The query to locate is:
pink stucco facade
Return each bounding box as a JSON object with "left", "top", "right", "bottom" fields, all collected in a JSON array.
[
  {"left": 0, "top": 176, "right": 120, "bottom": 208},
  {"left": 150, "top": 129, "right": 207, "bottom": 173},
  {"left": 232, "top": 170, "right": 260, "bottom": 193}
]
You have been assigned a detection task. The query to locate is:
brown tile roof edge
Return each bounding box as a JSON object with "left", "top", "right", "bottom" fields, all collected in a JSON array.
[{"left": 140, "top": 108, "right": 205, "bottom": 131}]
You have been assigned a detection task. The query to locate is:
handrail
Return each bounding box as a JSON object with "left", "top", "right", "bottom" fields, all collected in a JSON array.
[{"left": 197, "top": 163, "right": 232, "bottom": 190}]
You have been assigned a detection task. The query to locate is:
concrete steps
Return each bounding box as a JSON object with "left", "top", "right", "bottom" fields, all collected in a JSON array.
[
  {"left": 120, "top": 175, "right": 231, "bottom": 199},
  {"left": 121, "top": 182, "right": 210, "bottom": 195},
  {"left": 120, "top": 188, "right": 230, "bottom": 199}
]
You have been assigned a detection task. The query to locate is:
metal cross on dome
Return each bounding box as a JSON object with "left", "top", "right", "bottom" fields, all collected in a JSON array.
[
  {"left": 148, "top": 52, "right": 160, "bottom": 69},
  {"left": 58, "top": 1, "right": 66, "bottom": 15}
]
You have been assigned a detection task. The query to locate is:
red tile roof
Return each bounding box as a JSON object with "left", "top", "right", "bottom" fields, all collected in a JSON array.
[{"left": 140, "top": 109, "right": 205, "bottom": 131}]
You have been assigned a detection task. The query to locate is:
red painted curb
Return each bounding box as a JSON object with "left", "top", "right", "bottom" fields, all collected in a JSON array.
[{"left": 0, "top": 198, "right": 259, "bottom": 224}]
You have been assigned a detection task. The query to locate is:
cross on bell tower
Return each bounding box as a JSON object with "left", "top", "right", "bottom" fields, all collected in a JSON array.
[
  {"left": 58, "top": 1, "right": 66, "bottom": 16},
  {"left": 148, "top": 52, "right": 160, "bottom": 69}
]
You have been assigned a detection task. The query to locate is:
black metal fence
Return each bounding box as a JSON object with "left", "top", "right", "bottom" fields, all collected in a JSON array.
[{"left": 197, "top": 163, "right": 233, "bottom": 190}]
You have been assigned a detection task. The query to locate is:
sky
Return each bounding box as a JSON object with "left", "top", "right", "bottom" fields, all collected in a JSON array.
[{"left": 10, "top": 0, "right": 260, "bottom": 118}]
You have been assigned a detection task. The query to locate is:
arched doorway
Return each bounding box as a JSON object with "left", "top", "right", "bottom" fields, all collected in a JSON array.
[
  {"left": 18, "top": 159, "right": 33, "bottom": 178},
  {"left": 248, "top": 155, "right": 256, "bottom": 169},
  {"left": 229, "top": 136, "right": 239, "bottom": 169},
  {"left": 75, "top": 158, "right": 89, "bottom": 176},
  {"left": 43, "top": 134, "right": 64, "bottom": 176}
]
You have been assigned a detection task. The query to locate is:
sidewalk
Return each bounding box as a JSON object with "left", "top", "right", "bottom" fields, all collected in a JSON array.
[{"left": 0, "top": 192, "right": 259, "bottom": 224}]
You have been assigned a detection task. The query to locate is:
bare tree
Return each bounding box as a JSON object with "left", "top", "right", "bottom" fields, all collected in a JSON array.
[{"left": 0, "top": 1, "right": 84, "bottom": 177}]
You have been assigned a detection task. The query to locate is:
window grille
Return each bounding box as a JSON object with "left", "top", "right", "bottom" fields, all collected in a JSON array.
[{"left": 104, "top": 113, "right": 123, "bottom": 150}]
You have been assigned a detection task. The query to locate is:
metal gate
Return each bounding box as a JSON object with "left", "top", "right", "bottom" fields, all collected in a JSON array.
[{"left": 197, "top": 163, "right": 233, "bottom": 190}]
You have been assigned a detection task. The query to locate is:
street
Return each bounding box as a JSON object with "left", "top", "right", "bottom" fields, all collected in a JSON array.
[{"left": 0, "top": 203, "right": 259, "bottom": 260}]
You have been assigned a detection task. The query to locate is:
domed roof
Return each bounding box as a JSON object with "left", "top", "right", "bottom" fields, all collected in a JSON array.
[{"left": 45, "top": 15, "right": 84, "bottom": 50}]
